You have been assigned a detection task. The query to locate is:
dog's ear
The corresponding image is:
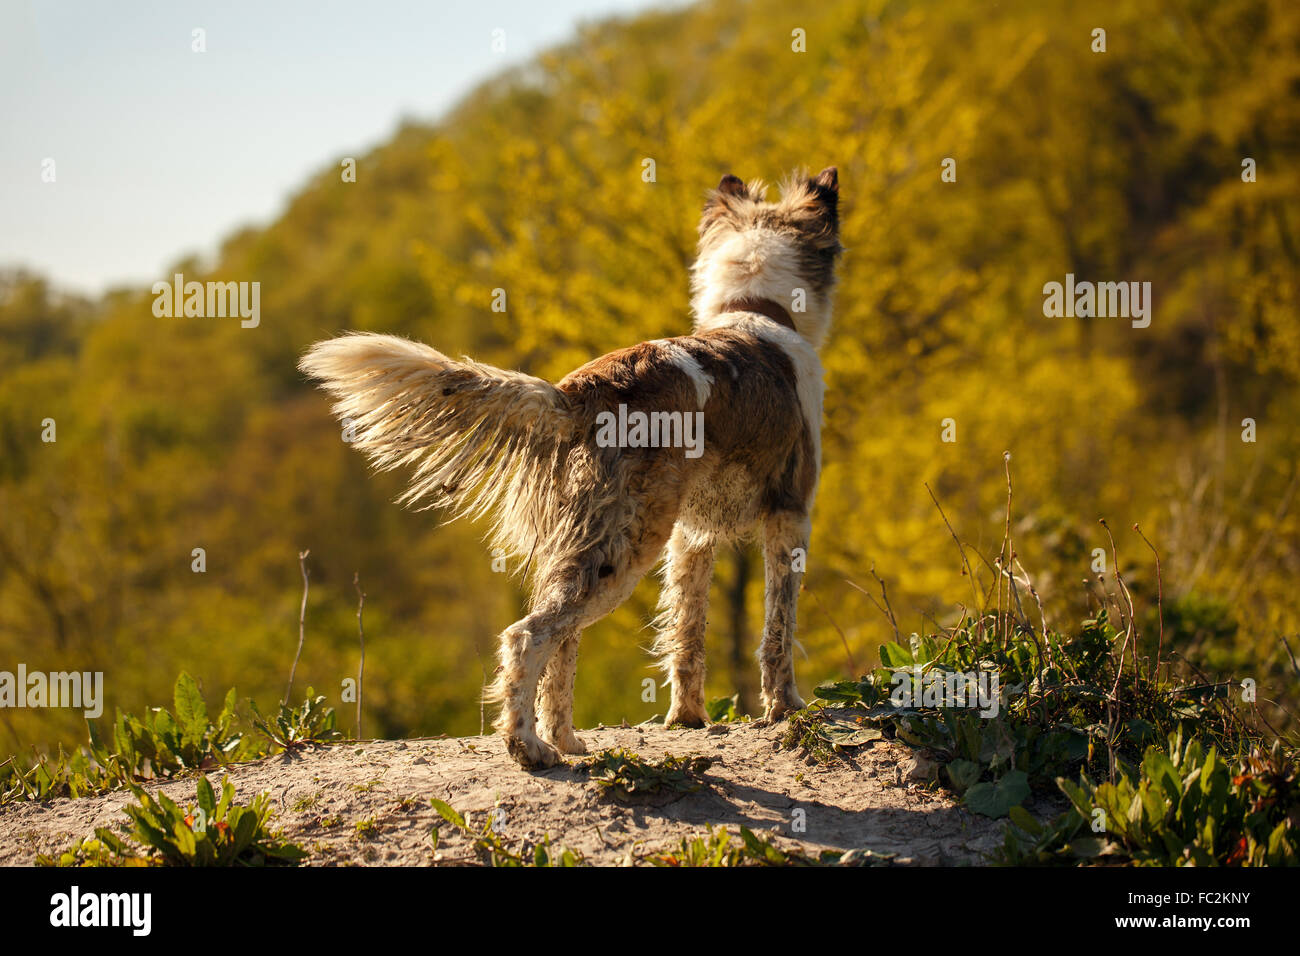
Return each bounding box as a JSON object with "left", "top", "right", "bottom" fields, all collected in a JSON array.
[
  {"left": 813, "top": 166, "right": 838, "bottom": 193},
  {"left": 700, "top": 173, "right": 750, "bottom": 238},
  {"left": 784, "top": 167, "right": 841, "bottom": 251},
  {"left": 805, "top": 166, "right": 840, "bottom": 236},
  {"left": 717, "top": 173, "right": 747, "bottom": 198}
]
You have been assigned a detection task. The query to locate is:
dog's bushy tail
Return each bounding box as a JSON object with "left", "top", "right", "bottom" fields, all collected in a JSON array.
[{"left": 299, "top": 332, "right": 574, "bottom": 557}]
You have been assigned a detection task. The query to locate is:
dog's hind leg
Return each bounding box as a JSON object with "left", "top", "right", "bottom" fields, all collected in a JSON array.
[
  {"left": 493, "top": 499, "right": 676, "bottom": 768},
  {"left": 654, "top": 524, "right": 716, "bottom": 728},
  {"left": 491, "top": 600, "right": 582, "bottom": 769},
  {"left": 493, "top": 550, "right": 660, "bottom": 767},
  {"left": 757, "top": 510, "right": 810, "bottom": 723},
  {"left": 537, "top": 630, "right": 586, "bottom": 754}
]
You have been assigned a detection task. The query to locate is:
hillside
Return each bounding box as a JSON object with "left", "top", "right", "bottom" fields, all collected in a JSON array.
[{"left": 2, "top": 0, "right": 1299, "bottom": 759}]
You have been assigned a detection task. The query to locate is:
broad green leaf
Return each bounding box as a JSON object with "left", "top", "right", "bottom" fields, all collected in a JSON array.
[
  {"left": 965, "top": 770, "right": 1030, "bottom": 819},
  {"left": 196, "top": 776, "right": 217, "bottom": 818},
  {"left": 173, "top": 672, "right": 209, "bottom": 741}
]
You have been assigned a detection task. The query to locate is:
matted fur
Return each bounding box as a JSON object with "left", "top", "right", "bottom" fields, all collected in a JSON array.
[{"left": 300, "top": 167, "right": 843, "bottom": 768}]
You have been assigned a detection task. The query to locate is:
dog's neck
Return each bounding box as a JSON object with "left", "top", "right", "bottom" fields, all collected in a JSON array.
[
  {"left": 693, "top": 292, "right": 832, "bottom": 349},
  {"left": 689, "top": 233, "right": 833, "bottom": 348},
  {"left": 721, "top": 296, "right": 797, "bottom": 333}
]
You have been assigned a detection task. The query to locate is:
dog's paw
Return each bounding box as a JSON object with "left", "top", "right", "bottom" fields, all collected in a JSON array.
[
  {"left": 663, "top": 707, "right": 708, "bottom": 729},
  {"left": 505, "top": 732, "right": 564, "bottom": 769},
  {"left": 542, "top": 727, "right": 588, "bottom": 755},
  {"left": 759, "top": 689, "right": 805, "bottom": 724}
]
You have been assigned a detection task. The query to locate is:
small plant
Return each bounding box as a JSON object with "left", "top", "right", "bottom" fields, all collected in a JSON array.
[
  {"left": 1, "top": 744, "right": 118, "bottom": 803},
  {"left": 648, "top": 825, "right": 829, "bottom": 867},
  {"left": 705, "top": 694, "right": 746, "bottom": 723},
  {"left": 3, "top": 672, "right": 252, "bottom": 804},
  {"left": 998, "top": 731, "right": 1299, "bottom": 866},
  {"left": 249, "top": 689, "right": 343, "bottom": 751},
  {"left": 781, "top": 702, "right": 883, "bottom": 765},
  {"left": 578, "top": 748, "right": 714, "bottom": 801},
  {"left": 430, "top": 799, "right": 583, "bottom": 866},
  {"left": 100, "top": 672, "right": 248, "bottom": 778},
  {"left": 39, "top": 776, "right": 306, "bottom": 867},
  {"left": 35, "top": 834, "right": 153, "bottom": 868}
]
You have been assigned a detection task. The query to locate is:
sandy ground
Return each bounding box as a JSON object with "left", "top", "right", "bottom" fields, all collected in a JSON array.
[{"left": 0, "top": 715, "right": 1013, "bottom": 866}]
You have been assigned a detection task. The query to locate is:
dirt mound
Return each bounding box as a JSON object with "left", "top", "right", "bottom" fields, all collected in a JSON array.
[{"left": 0, "top": 717, "right": 1010, "bottom": 866}]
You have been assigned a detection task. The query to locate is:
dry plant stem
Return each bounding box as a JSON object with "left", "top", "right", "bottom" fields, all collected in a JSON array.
[
  {"left": 285, "top": 549, "right": 311, "bottom": 706},
  {"left": 1283, "top": 637, "right": 1300, "bottom": 683},
  {"left": 1014, "top": 556, "right": 1052, "bottom": 667},
  {"left": 844, "top": 577, "right": 893, "bottom": 629},
  {"left": 1100, "top": 520, "right": 1139, "bottom": 688},
  {"left": 970, "top": 550, "right": 1008, "bottom": 627},
  {"left": 1103, "top": 579, "right": 1131, "bottom": 699},
  {"left": 869, "top": 565, "right": 902, "bottom": 643},
  {"left": 1000, "top": 453, "right": 1014, "bottom": 651},
  {"left": 473, "top": 641, "right": 489, "bottom": 737},
  {"left": 1133, "top": 524, "right": 1165, "bottom": 684},
  {"left": 1168, "top": 651, "right": 1259, "bottom": 742},
  {"left": 1004, "top": 565, "right": 1047, "bottom": 720},
  {"left": 1106, "top": 699, "right": 1118, "bottom": 784},
  {"left": 804, "top": 581, "right": 859, "bottom": 675},
  {"left": 1254, "top": 699, "right": 1296, "bottom": 742},
  {"left": 924, "top": 482, "right": 983, "bottom": 635},
  {"left": 354, "top": 571, "right": 366, "bottom": 739}
]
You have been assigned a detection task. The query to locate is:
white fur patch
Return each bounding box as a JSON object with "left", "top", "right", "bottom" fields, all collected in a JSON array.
[
  {"left": 653, "top": 339, "right": 714, "bottom": 407},
  {"left": 690, "top": 228, "right": 833, "bottom": 348}
]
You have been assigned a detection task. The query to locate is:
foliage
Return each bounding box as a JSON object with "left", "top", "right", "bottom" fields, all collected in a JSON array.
[
  {"left": 249, "top": 690, "right": 344, "bottom": 751},
  {"left": 38, "top": 776, "right": 306, "bottom": 867},
  {"left": 2, "top": 675, "right": 342, "bottom": 805},
  {"left": 101, "top": 672, "right": 248, "bottom": 778},
  {"left": 430, "top": 799, "right": 584, "bottom": 866},
  {"left": 998, "top": 732, "right": 1299, "bottom": 866},
  {"left": 578, "top": 748, "right": 714, "bottom": 801},
  {"left": 785, "top": 453, "right": 1299, "bottom": 845},
  {"left": 705, "top": 694, "right": 746, "bottom": 723},
  {"left": 647, "top": 825, "right": 894, "bottom": 867}
]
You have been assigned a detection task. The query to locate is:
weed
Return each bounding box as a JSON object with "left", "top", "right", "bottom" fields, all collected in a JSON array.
[
  {"left": 38, "top": 776, "right": 306, "bottom": 867},
  {"left": 577, "top": 748, "right": 714, "bottom": 801},
  {"left": 249, "top": 690, "right": 343, "bottom": 751},
  {"left": 430, "top": 799, "right": 582, "bottom": 866}
]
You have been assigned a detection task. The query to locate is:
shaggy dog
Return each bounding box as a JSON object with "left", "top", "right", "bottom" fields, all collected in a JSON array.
[{"left": 300, "top": 167, "right": 843, "bottom": 767}]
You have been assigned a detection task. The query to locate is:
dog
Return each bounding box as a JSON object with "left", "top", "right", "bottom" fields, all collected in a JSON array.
[{"left": 300, "top": 166, "right": 843, "bottom": 767}]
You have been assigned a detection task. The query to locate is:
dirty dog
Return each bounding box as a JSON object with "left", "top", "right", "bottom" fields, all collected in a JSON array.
[{"left": 300, "top": 167, "right": 843, "bottom": 767}]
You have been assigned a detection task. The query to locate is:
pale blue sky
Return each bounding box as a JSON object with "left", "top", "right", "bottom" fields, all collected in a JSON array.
[{"left": 0, "top": 0, "right": 667, "bottom": 294}]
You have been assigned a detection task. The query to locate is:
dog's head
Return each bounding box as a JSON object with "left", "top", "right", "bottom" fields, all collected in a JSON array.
[{"left": 690, "top": 167, "right": 842, "bottom": 348}]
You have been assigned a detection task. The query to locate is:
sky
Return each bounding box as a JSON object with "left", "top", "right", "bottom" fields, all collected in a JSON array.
[{"left": 0, "top": 0, "right": 666, "bottom": 295}]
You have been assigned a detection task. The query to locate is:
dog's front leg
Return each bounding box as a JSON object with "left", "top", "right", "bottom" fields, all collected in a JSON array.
[{"left": 758, "top": 510, "right": 809, "bottom": 722}]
